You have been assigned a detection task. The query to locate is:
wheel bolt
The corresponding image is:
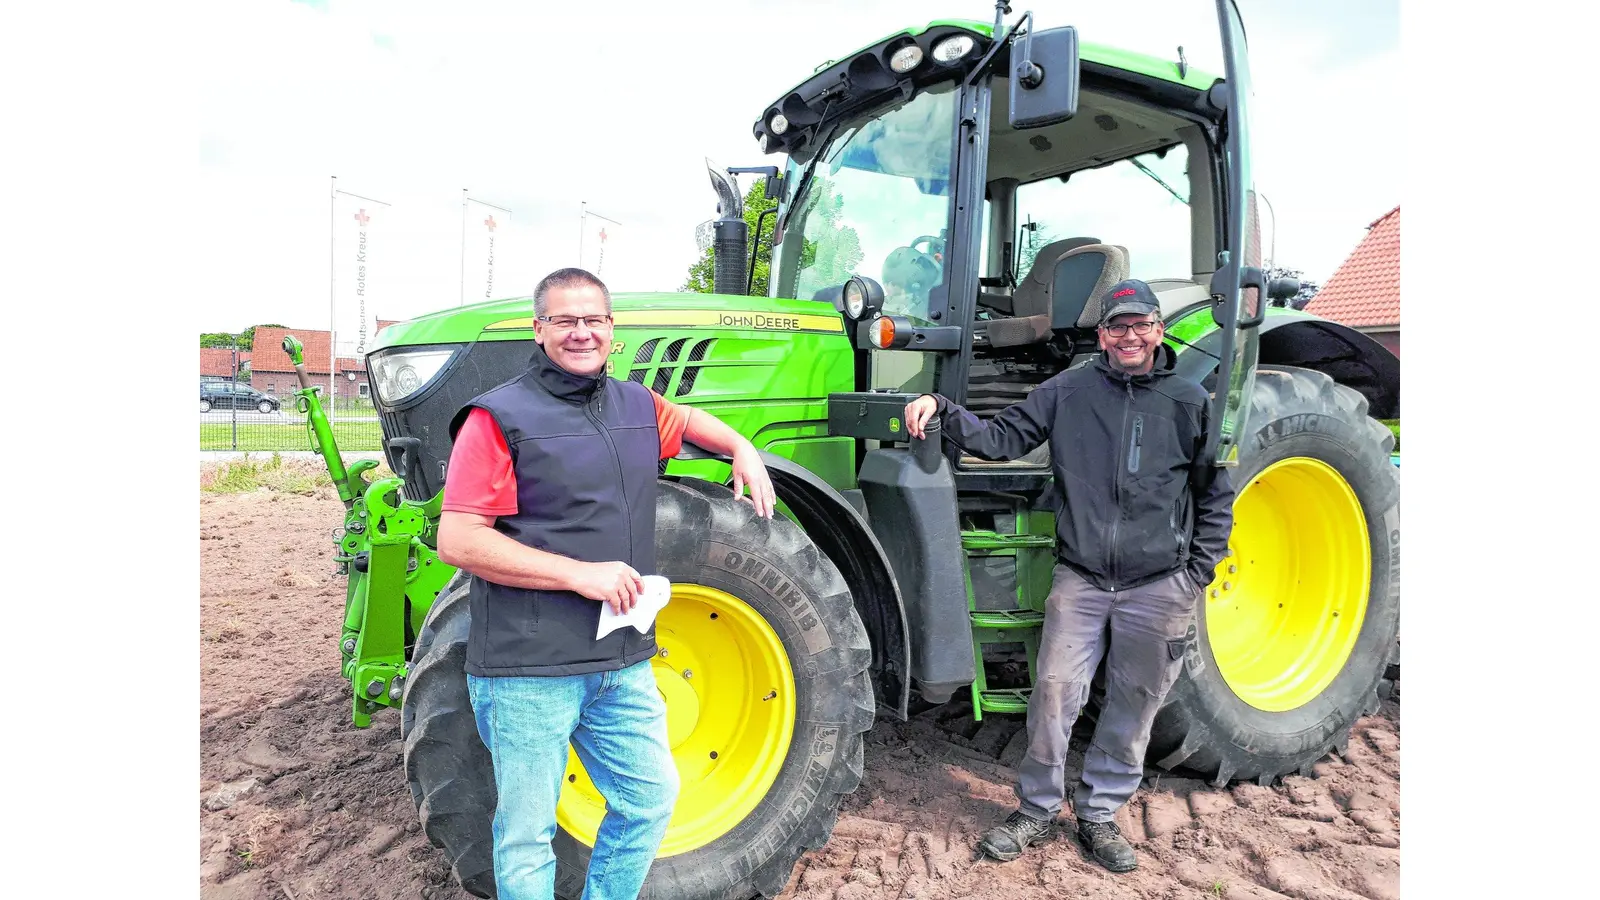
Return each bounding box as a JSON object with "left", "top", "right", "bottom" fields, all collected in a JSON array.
[
  {"left": 683, "top": 669, "right": 693, "bottom": 680},
  {"left": 1228, "top": 565, "right": 1236, "bottom": 574},
  {"left": 1223, "top": 581, "right": 1232, "bottom": 591},
  {"left": 1211, "top": 589, "right": 1218, "bottom": 598},
  {"left": 658, "top": 648, "right": 669, "bottom": 658}
]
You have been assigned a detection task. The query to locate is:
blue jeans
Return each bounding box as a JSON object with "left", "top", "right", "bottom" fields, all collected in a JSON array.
[{"left": 466, "top": 659, "right": 679, "bottom": 900}]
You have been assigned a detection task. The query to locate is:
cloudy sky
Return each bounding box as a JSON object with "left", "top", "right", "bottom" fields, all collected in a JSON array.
[{"left": 198, "top": 0, "right": 1399, "bottom": 336}]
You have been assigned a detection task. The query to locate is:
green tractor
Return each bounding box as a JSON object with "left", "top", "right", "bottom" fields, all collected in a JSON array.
[{"left": 283, "top": 2, "right": 1399, "bottom": 897}]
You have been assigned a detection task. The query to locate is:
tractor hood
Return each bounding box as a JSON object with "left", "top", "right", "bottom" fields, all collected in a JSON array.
[
  {"left": 368, "top": 291, "right": 845, "bottom": 352},
  {"left": 363, "top": 291, "right": 855, "bottom": 502}
]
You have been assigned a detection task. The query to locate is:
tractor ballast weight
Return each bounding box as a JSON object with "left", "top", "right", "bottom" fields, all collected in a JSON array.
[{"left": 294, "top": 4, "right": 1400, "bottom": 897}]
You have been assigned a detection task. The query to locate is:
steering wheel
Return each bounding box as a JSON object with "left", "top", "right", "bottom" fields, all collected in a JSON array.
[
  {"left": 881, "top": 242, "right": 943, "bottom": 313},
  {"left": 909, "top": 234, "right": 945, "bottom": 265}
]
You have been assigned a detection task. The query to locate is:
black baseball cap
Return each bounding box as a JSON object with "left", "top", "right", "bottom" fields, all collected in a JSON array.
[{"left": 1099, "top": 279, "right": 1161, "bottom": 324}]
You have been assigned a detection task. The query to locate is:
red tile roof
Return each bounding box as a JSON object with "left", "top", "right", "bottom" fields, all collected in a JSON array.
[
  {"left": 251, "top": 326, "right": 330, "bottom": 374},
  {"left": 199, "top": 347, "right": 250, "bottom": 377},
  {"left": 1304, "top": 206, "right": 1400, "bottom": 329},
  {"left": 249, "top": 322, "right": 396, "bottom": 374}
]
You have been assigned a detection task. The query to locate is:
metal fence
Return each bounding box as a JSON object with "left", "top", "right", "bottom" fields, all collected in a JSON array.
[{"left": 199, "top": 395, "right": 383, "bottom": 452}]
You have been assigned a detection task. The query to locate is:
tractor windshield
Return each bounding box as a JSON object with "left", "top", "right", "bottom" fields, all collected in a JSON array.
[{"left": 769, "top": 81, "right": 959, "bottom": 326}]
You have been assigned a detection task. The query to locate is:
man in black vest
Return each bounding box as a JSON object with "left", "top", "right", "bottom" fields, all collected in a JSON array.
[
  {"left": 904, "top": 279, "right": 1235, "bottom": 873},
  {"left": 437, "top": 268, "right": 775, "bottom": 900}
]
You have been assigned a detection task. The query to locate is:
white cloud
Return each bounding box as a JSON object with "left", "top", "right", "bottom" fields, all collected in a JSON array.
[{"left": 198, "top": 0, "right": 1397, "bottom": 332}]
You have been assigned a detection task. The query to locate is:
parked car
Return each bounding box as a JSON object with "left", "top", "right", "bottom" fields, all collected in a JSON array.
[{"left": 201, "top": 381, "right": 280, "bottom": 413}]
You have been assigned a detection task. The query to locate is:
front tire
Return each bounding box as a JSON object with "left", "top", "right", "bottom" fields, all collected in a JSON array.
[
  {"left": 1146, "top": 365, "right": 1400, "bottom": 785},
  {"left": 402, "top": 479, "right": 875, "bottom": 899}
]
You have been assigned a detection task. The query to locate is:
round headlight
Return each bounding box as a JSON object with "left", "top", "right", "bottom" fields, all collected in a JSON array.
[
  {"left": 395, "top": 365, "right": 421, "bottom": 397},
  {"left": 757, "top": 133, "right": 770, "bottom": 153},
  {"left": 932, "top": 35, "right": 975, "bottom": 63},
  {"left": 890, "top": 44, "right": 924, "bottom": 74},
  {"left": 769, "top": 113, "right": 789, "bottom": 135},
  {"left": 843, "top": 280, "right": 866, "bottom": 320}
]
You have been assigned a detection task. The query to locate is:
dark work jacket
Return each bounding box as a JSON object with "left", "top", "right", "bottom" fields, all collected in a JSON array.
[
  {"left": 448, "top": 344, "right": 662, "bottom": 677},
  {"left": 933, "top": 346, "right": 1235, "bottom": 592}
]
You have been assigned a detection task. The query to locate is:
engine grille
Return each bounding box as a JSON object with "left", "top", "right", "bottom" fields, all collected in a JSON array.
[{"left": 626, "top": 337, "right": 717, "bottom": 399}]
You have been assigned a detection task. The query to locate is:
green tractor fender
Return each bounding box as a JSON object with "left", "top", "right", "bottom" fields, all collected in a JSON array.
[
  {"left": 1170, "top": 307, "right": 1400, "bottom": 419},
  {"left": 674, "top": 444, "right": 914, "bottom": 719}
]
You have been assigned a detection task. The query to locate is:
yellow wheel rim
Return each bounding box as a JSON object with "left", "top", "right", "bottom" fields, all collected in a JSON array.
[
  {"left": 1205, "top": 457, "right": 1371, "bottom": 712},
  {"left": 555, "top": 584, "right": 796, "bottom": 857}
]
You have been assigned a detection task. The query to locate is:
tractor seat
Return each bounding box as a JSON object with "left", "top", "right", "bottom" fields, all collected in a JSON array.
[{"left": 987, "top": 241, "right": 1130, "bottom": 348}]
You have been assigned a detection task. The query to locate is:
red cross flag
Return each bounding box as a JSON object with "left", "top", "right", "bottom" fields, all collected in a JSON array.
[
  {"left": 331, "top": 187, "right": 388, "bottom": 362},
  {"left": 462, "top": 195, "right": 512, "bottom": 305},
  {"left": 580, "top": 207, "right": 621, "bottom": 276}
]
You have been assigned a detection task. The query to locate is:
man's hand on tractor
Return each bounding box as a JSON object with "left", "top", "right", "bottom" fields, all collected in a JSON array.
[
  {"left": 573, "top": 561, "right": 645, "bottom": 615},
  {"left": 904, "top": 394, "right": 939, "bottom": 439},
  {"left": 731, "top": 442, "right": 777, "bottom": 519}
]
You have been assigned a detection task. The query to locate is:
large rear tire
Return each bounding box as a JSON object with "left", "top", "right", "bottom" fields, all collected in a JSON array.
[
  {"left": 402, "top": 478, "right": 875, "bottom": 900},
  {"left": 1145, "top": 365, "right": 1400, "bottom": 786}
]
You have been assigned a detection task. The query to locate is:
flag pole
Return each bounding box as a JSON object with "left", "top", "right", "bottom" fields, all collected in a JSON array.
[
  {"left": 459, "top": 188, "right": 468, "bottom": 307},
  {"left": 578, "top": 201, "right": 587, "bottom": 268},
  {"left": 329, "top": 175, "right": 337, "bottom": 421}
]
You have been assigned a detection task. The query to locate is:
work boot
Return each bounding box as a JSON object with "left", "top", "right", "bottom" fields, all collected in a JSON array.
[
  {"left": 977, "top": 810, "right": 1053, "bottom": 861},
  {"left": 1076, "top": 820, "right": 1137, "bottom": 872}
]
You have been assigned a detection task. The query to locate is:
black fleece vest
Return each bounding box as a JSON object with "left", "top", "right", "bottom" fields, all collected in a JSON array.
[{"left": 449, "top": 345, "right": 662, "bottom": 677}]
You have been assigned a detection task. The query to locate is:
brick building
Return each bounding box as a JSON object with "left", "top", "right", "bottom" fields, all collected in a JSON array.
[
  {"left": 200, "top": 347, "right": 250, "bottom": 382},
  {"left": 247, "top": 321, "right": 398, "bottom": 401},
  {"left": 1304, "top": 206, "right": 1401, "bottom": 358}
]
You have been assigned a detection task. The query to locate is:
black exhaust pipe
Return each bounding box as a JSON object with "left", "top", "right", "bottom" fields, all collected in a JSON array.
[{"left": 706, "top": 160, "right": 748, "bottom": 296}]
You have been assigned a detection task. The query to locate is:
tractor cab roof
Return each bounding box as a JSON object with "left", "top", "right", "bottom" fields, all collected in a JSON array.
[{"left": 753, "top": 18, "right": 1218, "bottom": 161}]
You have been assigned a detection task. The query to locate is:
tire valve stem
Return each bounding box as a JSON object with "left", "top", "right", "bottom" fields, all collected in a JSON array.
[{"left": 762, "top": 690, "right": 777, "bottom": 701}]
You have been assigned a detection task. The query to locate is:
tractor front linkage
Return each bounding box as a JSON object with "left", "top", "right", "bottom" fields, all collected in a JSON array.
[{"left": 281, "top": 335, "right": 454, "bottom": 727}]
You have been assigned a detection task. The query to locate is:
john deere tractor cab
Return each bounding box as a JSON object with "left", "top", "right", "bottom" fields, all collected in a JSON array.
[{"left": 289, "top": 3, "right": 1400, "bottom": 898}]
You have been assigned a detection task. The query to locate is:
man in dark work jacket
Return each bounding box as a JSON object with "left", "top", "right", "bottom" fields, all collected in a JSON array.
[
  {"left": 437, "top": 267, "right": 775, "bottom": 900},
  {"left": 904, "top": 279, "right": 1235, "bottom": 874}
]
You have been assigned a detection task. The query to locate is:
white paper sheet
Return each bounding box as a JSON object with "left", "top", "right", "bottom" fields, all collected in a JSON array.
[{"left": 596, "top": 575, "right": 672, "bottom": 639}]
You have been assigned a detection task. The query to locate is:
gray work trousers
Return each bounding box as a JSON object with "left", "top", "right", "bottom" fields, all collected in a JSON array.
[{"left": 1015, "top": 563, "right": 1200, "bottom": 824}]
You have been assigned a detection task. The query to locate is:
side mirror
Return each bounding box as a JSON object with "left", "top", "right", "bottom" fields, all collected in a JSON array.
[
  {"left": 1009, "top": 26, "right": 1081, "bottom": 130},
  {"left": 727, "top": 165, "right": 783, "bottom": 201}
]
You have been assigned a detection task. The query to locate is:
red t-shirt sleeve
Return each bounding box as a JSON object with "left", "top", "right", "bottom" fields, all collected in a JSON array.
[
  {"left": 442, "top": 407, "right": 518, "bottom": 516},
  {"left": 652, "top": 390, "right": 693, "bottom": 460}
]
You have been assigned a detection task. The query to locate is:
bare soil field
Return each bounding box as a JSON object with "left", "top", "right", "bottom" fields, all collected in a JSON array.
[{"left": 200, "top": 465, "right": 1400, "bottom": 900}]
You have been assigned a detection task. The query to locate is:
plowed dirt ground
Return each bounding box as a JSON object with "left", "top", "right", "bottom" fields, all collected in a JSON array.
[{"left": 200, "top": 467, "right": 1399, "bottom": 900}]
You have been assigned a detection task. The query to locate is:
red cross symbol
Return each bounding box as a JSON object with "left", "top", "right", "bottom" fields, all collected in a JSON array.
[
  {"left": 354, "top": 209, "right": 370, "bottom": 226},
  {"left": 485, "top": 216, "right": 497, "bottom": 232},
  {"left": 598, "top": 228, "right": 608, "bottom": 242}
]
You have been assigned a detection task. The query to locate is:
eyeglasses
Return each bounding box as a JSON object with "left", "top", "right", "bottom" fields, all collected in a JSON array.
[
  {"left": 1101, "top": 320, "right": 1159, "bottom": 337},
  {"left": 537, "top": 314, "right": 613, "bottom": 330}
]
